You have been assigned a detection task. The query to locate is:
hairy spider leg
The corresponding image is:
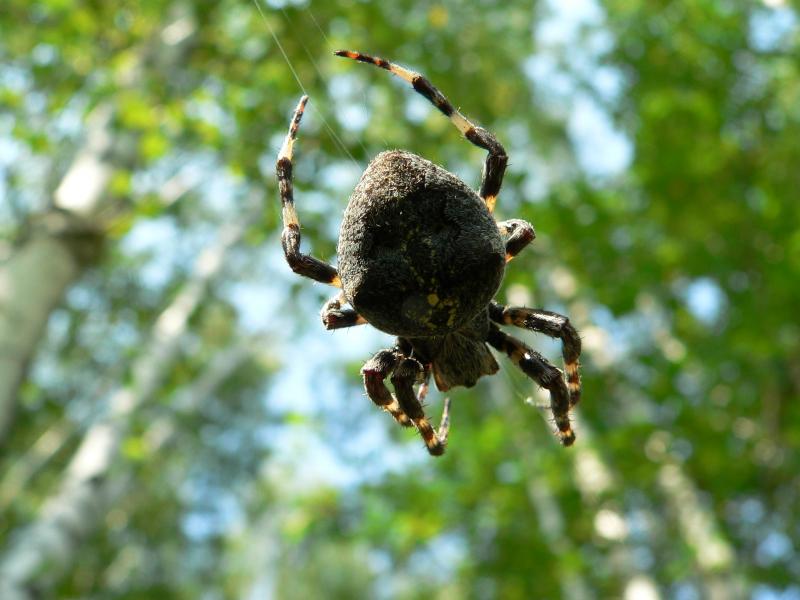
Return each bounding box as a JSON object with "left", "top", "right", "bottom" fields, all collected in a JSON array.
[
  {"left": 363, "top": 349, "right": 451, "bottom": 456},
  {"left": 489, "top": 303, "right": 582, "bottom": 407},
  {"left": 334, "top": 50, "right": 508, "bottom": 214},
  {"left": 320, "top": 291, "right": 367, "bottom": 330},
  {"left": 391, "top": 358, "right": 451, "bottom": 456},
  {"left": 497, "top": 219, "right": 536, "bottom": 262},
  {"left": 362, "top": 349, "right": 413, "bottom": 428},
  {"left": 486, "top": 325, "right": 576, "bottom": 446},
  {"left": 276, "top": 96, "right": 342, "bottom": 287}
]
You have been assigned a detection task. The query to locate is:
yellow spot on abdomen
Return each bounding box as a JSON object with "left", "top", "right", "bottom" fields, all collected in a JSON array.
[{"left": 427, "top": 293, "right": 440, "bottom": 306}]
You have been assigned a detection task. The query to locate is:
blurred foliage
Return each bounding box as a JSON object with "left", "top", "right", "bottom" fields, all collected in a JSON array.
[{"left": 1, "top": 0, "right": 799, "bottom": 598}]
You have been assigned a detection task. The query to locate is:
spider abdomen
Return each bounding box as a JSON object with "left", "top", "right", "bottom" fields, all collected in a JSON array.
[{"left": 337, "top": 150, "right": 505, "bottom": 336}]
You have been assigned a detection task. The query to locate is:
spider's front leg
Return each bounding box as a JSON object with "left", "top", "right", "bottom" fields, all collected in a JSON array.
[
  {"left": 276, "top": 96, "right": 342, "bottom": 287},
  {"left": 321, "top": 291, "right": 367, "bottom": 330},
  {"left": 334, "top": 50, "right": 508, "bottom": 213}
]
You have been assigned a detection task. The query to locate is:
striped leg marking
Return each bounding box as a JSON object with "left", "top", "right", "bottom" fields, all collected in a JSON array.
[
  {"left": 335, "top": 50, "right": 508, "bottom": 213},
  {"left": 362, "top": 348, "right": 450, "bottom": 456},
  {"left": 487, "top": 326, "right": 575, "bottom": 446},
  {"left": 277, "top": 96, "right": 342, "bottom": 287},
  {"left": 489, "top": 303, "right": 582, "bottom": 407},
  {"left": 363, "top": 350, "right": 412, "bottom": 428},
  {"left": 391, "top": 358, "right": 451, "bottom": 456}
]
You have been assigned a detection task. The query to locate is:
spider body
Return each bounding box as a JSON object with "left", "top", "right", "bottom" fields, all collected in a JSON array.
[
  {"left": 403, "top": 310, "right": 500, "bottom": 391},
  {"left": 276, "top": 50, "right": 583, "bottom": 455},
  {"left": 338, "top": 150, "right": 506, "bottom": 338}
]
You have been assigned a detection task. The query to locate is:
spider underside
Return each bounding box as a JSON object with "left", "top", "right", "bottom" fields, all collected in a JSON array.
[{"left": 276, "top": 50, "right": 582, "bottom": 456}]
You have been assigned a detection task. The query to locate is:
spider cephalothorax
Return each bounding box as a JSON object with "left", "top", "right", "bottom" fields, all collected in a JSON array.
[{"left": 276, "top": 50, "right": 582, "bottom": 455}]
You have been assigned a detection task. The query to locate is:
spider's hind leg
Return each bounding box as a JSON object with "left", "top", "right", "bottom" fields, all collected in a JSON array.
[
  {"left": 334, "top": 50, "right": 507, "bottom": 213},
  {"left": 486, "top": 325, "right": 575, "bottom": 446},
  {"left": 489, "top": 303, "right": 582, "bottom": 406},
  {"left": 277, "top": 96, "right": 342, "bottom": 287}
]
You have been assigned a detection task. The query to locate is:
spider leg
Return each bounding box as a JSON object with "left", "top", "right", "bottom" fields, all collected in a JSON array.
[
  {"left": 362, "top": 349, "right": 413, "bottom": 428},
  {"left": 335, "top": 50, "right": 507, "bottom": 213},
  {"left": 486, "top": 325, "right": 575, "bottom": 446},
  {"left": 276, "top": 96, "right": 342, "bottom": 287},
  {"left": 391, "top": 357, "right": 451, "bottom": 456},
  {"left": 497, "top": 218, "right": 536, "bottom": 262},
  {"left": 321, "top": 291, "right": 368, "bottom": 330},
  {"left": 489, "top": 303, "right": 582, "bottom": 406},
  {"left": 362, "top": 348, "right": 451, "bottom": 455}
]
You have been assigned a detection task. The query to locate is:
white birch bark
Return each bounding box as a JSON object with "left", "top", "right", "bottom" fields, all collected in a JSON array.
[
  {"left": 510, "top": 378, "right": 655, "bottom": 597},
  {"left": 0, "top": 221, "right": 244, "bottom": 600},
  {"left": 0, "top": 108, "right": 113, "bottom": 442},
  {"left": 567, "top": 414, "right": 662, "bottom": 600},
  {"left": 656, "top": 457, "right": 745, "bottom": 599},
  {"left": 0, "top": 7, "right": 198, "bottom": 444}
]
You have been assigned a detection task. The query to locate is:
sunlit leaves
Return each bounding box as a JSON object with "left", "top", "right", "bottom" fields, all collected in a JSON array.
[{"left": 2, "top": 0, "right": 799, "bottom": 597}]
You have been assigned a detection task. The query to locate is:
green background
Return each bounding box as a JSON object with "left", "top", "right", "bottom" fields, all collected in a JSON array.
[{"left": 1, "top": 0, "right": 798, "bottom": 598}]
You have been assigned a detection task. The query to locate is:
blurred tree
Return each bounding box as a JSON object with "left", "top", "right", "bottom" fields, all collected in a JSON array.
[{"left": 0, "top": 0, "right": 798, "bottom": 599}]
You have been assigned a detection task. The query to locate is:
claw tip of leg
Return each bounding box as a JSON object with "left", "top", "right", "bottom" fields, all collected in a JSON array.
[
  {"left": 560, "top": 429, "right": 576, "bottom": 446},
  {"left": 428, "top": 443, "right": 446, "bottom": 457}
]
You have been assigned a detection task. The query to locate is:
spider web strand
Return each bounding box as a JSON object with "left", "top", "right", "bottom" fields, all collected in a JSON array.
[{"left": 251, "top": 0, "right": 362, "bottom": 170}]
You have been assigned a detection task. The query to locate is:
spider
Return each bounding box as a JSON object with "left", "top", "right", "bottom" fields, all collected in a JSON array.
[{"left": 276, "top": 50, "right": 582, "bottom": 456}]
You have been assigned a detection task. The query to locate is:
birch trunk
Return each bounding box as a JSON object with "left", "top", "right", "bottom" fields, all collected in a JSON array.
[
  {"left": 0, "top": 221, "right": 244, "bottom": 600},
  {"left": 0, "top": 108, "right": 112, "bottom": 443},
  {"left": 0, "top": 5, "right": 197, "bottom": 444}
]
